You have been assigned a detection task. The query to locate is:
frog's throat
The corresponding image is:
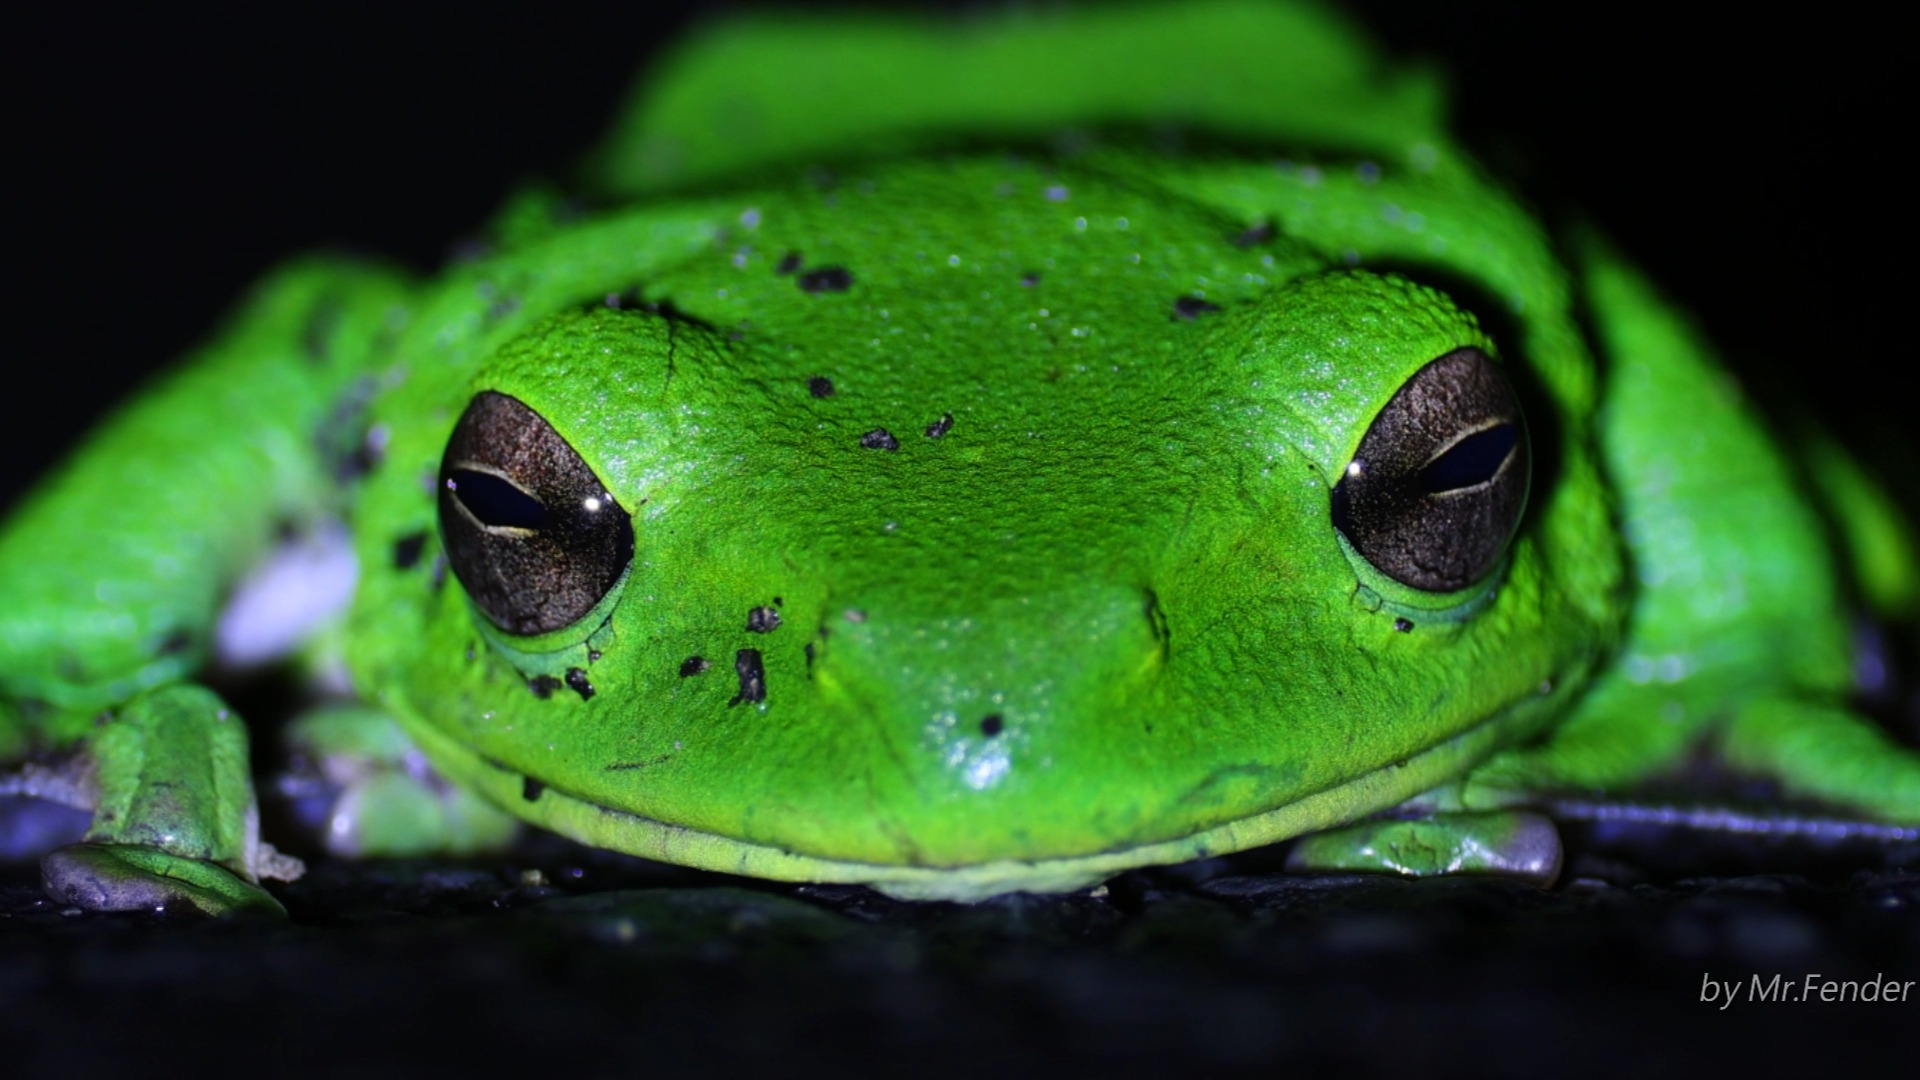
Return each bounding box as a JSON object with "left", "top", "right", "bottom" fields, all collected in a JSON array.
[{"left": 403, "top": 706, "right": 1530, "bottom": 902}]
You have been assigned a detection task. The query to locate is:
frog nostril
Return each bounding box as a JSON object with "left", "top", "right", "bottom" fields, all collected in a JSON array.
[{"left": 979, "top": 713, "right": 1005, "bottom": 737}]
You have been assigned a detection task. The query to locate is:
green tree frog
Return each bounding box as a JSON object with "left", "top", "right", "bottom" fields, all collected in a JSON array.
[{"left": 4, "top": 0, "right": 1918, "bottom": 915}]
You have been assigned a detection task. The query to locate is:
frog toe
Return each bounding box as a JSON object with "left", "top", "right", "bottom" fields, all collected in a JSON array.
[
  {"left": 1285, "top": 810, "right": 1563, "bottom": 885},
  {"left": 42, "top": 842, "right": 288, "bottom": 917}
]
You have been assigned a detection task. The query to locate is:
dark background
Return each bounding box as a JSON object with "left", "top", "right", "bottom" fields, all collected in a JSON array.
[
  {"left": 4, "top": 2, "right": 1913, "bottom": 1073},
  {"left": 3, "top": 1, "right": 1910, "bottom": 504}
]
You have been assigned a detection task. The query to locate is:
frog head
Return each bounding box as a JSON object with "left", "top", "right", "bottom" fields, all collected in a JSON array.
[{"left": 356, "top": 159, "right": 1623, "bottom": 896}]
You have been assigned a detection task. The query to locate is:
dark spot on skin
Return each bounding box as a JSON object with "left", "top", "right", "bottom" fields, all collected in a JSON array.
[
  {"left": 861, "top": 429, "right": 901, "bottom": 451},
  {"left": 1232, "top": 220, "right": 1276, "bottom": 248},
  {"left": 925, "top": 413, "right": 954, "bottom": 439},
  {"left": 522, "top": 777, "right": 545, "bottom": 802},
  {"left": 731, "top": 649, "right": 767, "bottom": 706},
  {"left": 345, "top": 426, "right": 388, "bottom": 480},
  {"left": 588, "top": 649, "right": 602, "bottom": 662},
  {"left": 319, "top": 379, "right": 380, "bottom": 482},
  {"left": 605, "top": 754, "right": 673, "bottom": 772},
  {"left": 465, "top": 645, "right": 477, "bottom": 662},
  {"left": 1172, "top": 296, "right": 1222, "bottom": 320},
  {"left": 804, "top": 642, "right": 815, "bottom": 671},
  {"left": 773, "top": 596, "right": 784, "bottom": 606},
  {"left": 776, "top": 251, "right": 804, "bottom": 275},
  {"left": 1394, "top": 617, "right": 1414, "bottom": 633},
  {"left": 157, "top": 629, "right": 194, "bottom": 656},
  {"left": 301, "top": 297, "right": 343, "bottom": 365},
  {"left": 392, "top": 531, "right": 427, "bottom": 570},
  {"left": 680, "top": 656, "right": 710, "bottom": 677},
  {"left": 1019, "top": 271, "right": 1041, "bottom": 287},
  {"left": 747, "top": 606, "right": 782, "bottom": 633},
  {"left": 980, "top": 714, "right": 1004, "bottom": 738},
  {"left": 1144, "top": 589, "right": 1170, "bottom": 648},
  {"left": 809, "top": 376, "right": 835, "bottom": 398},
  {"left": 798, "top": 267, "right": 853, "bottom": 294},
  {"left": 565, "top": 668, "right": 595, "bottom": 700},
  {"left": 528, "top": 675, "right": 563, "bottom": 700},
  {"left": 485, "top": 297, "right": 520, "bottom": 325},
  {"left": 429, "top": 556, "right": 447, "bottom": 593}
]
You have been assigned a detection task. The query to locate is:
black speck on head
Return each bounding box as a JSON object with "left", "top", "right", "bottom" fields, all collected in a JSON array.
[
  {"left": 809, "top": 376, "right": 835, "bottom": 398},
  {"left": 730, "top": 649, "right": 767, "bottom": 706},
  {"left": 1172, "top": 296, "right": 1222, "bottom": 321},
  {"left": 1231, "top": 220, "right": 1276, "bottom": 248},
  {"left": 747, "top": 606, "right": 783, "bottom": 633},
  {"left": 588, "top": 649, "right": 603, "bottom": 662},
  {"left": 157, "top": 628, "right": 195, "bottom": 656},
  {"left": 860, "top": 429, "right": 901, "bottom": 451},
  {"left": 565, "top": 667, "right": 596, "bottom": 700},
  {"left": 979, "top": 714, "right": 1004, "bottom": 738},
  {"left": 924, "top": 413, "right": 954, "bottom": 439},
  {"left": 1393, "top": 617, "right": 1414, "bottom": 633},
  {"left": 430, "top": 556, "right": 447, "bottom": 593},
  {"left": 804, "top": 641, "right": 815, "bottom": 670},
  {"left": 798, "top": 266, "right": 854, "bottom": 294},
  {"left": 528, "top": 674, "right": 563, "bottom": 700},
  {"left": 776, "top": 251, "right": 805, "bottom": 275},
  {"left": 392, "top": 530, "right": 428, "bottom": 571},
  {"left": 680, "top": 656, "right": 711, "bottom": 677},
  {"left": 521, "top": 776, "right": 545, "bottom": 802},
  {"left": 1019, "top": 271, "right": 1041, "bottom": 287}
]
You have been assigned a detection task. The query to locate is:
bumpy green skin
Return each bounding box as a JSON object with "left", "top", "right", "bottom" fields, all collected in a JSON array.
[{"left": 2, "top": 0, "right": 1916, "bottom": 910}]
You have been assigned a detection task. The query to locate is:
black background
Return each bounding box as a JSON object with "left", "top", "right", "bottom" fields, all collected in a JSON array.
[{"left": 4, "top": 1, "right": 1911, "bottom": 504}]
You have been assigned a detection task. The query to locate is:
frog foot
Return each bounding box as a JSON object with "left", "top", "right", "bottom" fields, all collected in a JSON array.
[
  {"left": 1284, "top": 810, "right": 1563, "bottom": 886},
  {"left": 287, "top": 705, "right": 520, "bottom": 858},
  {"left": 41, "top": 842, "right": 290, "bottom": 917}
]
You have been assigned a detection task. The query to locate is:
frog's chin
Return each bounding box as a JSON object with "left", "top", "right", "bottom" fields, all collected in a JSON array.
[{"left": 402, "top": 703, "right": 1535, "bottom": 901}]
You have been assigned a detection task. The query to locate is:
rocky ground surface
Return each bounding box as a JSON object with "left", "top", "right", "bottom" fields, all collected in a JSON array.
[{"left": 4, "top": 819, "right": 1914, "bottom": 1075}]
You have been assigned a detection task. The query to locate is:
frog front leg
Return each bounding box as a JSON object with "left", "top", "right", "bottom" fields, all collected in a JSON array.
[
  {"left": 29, "top": 686, "right": 301, "bottom": 915},
  {"left": 0, "top": 258, "right": 415, "bottom": 914}
]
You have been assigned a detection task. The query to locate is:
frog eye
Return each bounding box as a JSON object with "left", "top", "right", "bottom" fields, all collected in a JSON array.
[
  {"left": 437, "top": 391, "right": 634, "bottom": 636},
  {"left": 1330, "top": 347, "right": 1530, "bottom": 593}
]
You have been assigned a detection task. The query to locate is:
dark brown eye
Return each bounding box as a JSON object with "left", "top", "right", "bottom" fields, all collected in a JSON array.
[
  {"left": 1330, "top": 347, "right": 1530, "bottom": 593},
  {"left": 437, "top": 391, "right": 634, "bottom": 635}
]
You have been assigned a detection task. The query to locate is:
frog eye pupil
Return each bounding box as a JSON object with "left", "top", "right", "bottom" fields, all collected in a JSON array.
[
  {"left": 1331, "top": 347, "right": 1530, "bottom": 594},
  {"left": 448, "top": 469, "right": 548, "bottom": 530},
  {"left": 1419, "top": 423, "right": 1518, "bottom": 494}
]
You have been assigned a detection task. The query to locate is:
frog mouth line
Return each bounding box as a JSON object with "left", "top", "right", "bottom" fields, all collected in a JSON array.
[{"left": 404, "top": 696, "right": 1541, "bottom": 901}]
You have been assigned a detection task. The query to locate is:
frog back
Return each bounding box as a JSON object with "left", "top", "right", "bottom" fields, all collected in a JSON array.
[{"left": 588, "top": 0, "right": 1450, "bottom": 198}]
